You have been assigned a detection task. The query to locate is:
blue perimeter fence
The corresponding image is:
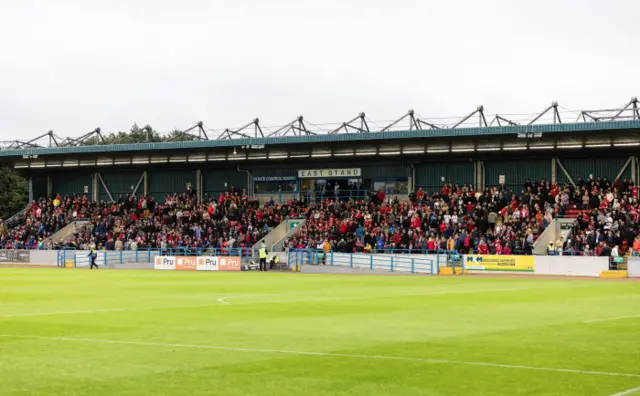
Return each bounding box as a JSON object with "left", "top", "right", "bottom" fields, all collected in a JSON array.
[
  {"left": 56, "top": 248, "right": 253, "bottom": 268},
  {"left": 56, "top": 247, "right": 461, "bottom": 274},
  {"left": 287, "top": 249, "right": 461, "bottom": 275}
]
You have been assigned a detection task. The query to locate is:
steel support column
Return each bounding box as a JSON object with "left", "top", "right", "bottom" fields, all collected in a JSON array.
[
  {"left": 97, "top": 173, "right": 114, "bottom": 202},
  {"left": 196, "top": 169, "right": 202, "bottom": 204},
  {"left": 143, "top": 170, "right": 148, "bottom": 196},
  {"left": 614, "top": 156, "right": 633, "bottom": 182},
  {"left": 28, "top": 177, "right": 33, "bottom": 203},
  {"left": 46, "top": 175, "right": 52, "bottom": 197},
  {"left": 555, "top": 159, "right": 576, "bottom": 189}
]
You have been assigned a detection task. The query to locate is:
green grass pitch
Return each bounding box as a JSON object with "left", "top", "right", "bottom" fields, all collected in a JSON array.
[{"left": 1, "top": 268, "right": 639, "bottom": 396}]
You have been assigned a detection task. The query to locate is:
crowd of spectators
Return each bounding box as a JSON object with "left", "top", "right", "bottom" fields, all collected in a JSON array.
[
  {"left": 284, "top": 176, "right": 640, "bottom": 257},
  {"left": 3, "top": 175, "right": 640, "bottom": 257},
  {"left": 0, "top": 187, "right": 299, "bottom": 252},
  {"left": 550, "top": 176, "right": 640, "bottom": 257}
]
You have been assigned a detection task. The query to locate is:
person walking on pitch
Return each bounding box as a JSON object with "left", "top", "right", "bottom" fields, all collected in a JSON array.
[{"left": 88, "top": 245, "right": 98, "bottom": 269}]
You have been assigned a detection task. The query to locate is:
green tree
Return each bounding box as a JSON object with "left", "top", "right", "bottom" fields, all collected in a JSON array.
[
  {"left": 165, "top": 129, "right": 197, "bottom": 141},
  {"left": 0, "top": 166, "right": 28, "bottom": 219},
  {"left": 79, "top": 123, "right": 202, "bottom": 146}
]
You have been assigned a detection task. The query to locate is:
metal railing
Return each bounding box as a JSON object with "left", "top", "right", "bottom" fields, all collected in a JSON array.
[
  {"left": 286, "top": 249, "right": 461, "bottom": 274},
  {"left": 302, "top": 189, "right": 373, "bottom": 202},
  {"left": 57, "top": 248, "right": 162, "bottom": 268},
  {"left": 3, "top": 206, "right": 28, "bottom": 227},
  {"left": 56, "top": 247, "right": 256, "bottom": 268}
]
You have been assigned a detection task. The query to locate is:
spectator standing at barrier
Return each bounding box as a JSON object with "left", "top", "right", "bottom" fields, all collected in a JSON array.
[
  {"left": 611, "top": 245, "right": 620, "bottom": 257},
  {"left": 258, "top": 241, "right": 267, "bottom": 271},
  {"left": 555, "top": 236, "right": 563, "bottom": 256}
]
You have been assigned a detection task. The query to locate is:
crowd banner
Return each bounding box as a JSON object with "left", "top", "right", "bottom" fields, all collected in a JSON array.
[
  {"left": 176, "top": 256, "right": 197, "bottom": 271},
  {"left": 154, "top": 256, "right": 176, "bottom": 270},
  {"left": 196, "top": 256, "right": 219, "bottom": 271},
  {"left": 464, "top": 255, "right": 535, "bottom": 272},
  {"left": 219, "top": 257, "right": 242, "bottom": 271}
]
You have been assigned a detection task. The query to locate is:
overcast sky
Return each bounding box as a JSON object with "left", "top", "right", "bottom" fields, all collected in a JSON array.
[{"left": 0, "top": 0, "right": 638, "bottom": 141}]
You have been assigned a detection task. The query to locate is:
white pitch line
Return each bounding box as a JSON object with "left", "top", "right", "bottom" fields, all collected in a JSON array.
[
  {"left": 0, "top": 308, "right": 132, "bottom": 319},
  {"left": 611, "top": 386, "right": 640, "bottom": 396},
  {"left": 0, "top": 287, "right": 531, "bottom": 319},
  {"left": 0, "top": 334, "right": 639, "bottom": 379},
  {"left": 583, "top": 315, "right": 640, "bottom": 324}
]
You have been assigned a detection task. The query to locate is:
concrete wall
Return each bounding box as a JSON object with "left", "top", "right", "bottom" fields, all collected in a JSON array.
[
  {"left": 534, "top": 256, "right": 608, "bottom": 277},
  {"left": 628, "top": 258, "right": 640, "bottom": 278},
  {"left": 270, "top": 219, "right": 306, "bottom": 252},
  {"left": 0, "top": 250, "right": 58, "bottom": 266}
]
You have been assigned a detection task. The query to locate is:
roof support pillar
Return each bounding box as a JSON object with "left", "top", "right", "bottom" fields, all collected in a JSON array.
[
  {"left": 475, "top": 160, "right": 484, "bottom": 192},
  {"left": 28, "top": 176, "right": 33, "bottom": 203},
  {"left": 614, "top": 157, "right": 632, "bottom": 182},
  {"left": 143, "top": 170, "right": 148, "bottom": 197},
  {"left": 196, "top": 169, "right": 202, "bottom": 204},
  {"left": 555, "top": 159, "right": 576, "bottom": 189},
  {"left": 46, "top": 175, "right": 52, "bottom": 198},
  {"left": 92, "top": 172, "right": 99, "bottom": 202},
  {"left": 97, "top": 173, "right": 114, "bottom": 202}
]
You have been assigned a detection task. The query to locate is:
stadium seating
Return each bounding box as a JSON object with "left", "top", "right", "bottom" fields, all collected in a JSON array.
[{"left": 1, "top": 176, "right": 638, "bottom": 257}]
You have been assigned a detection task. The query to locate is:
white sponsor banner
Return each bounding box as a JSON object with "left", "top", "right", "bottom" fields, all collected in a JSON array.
[
  {"left": 196, "top": 256, "right": 219, "bottom": 271},
  {"left": 154, "top": 256, "right": 176, "bottom": 270},
  {"left": 298, "top": 168, "right": 361, "bottom": 179}
]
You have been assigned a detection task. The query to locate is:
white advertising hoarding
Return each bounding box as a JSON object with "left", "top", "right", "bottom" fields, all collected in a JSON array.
[
  {"left": 196, "top": 256, "right": 219, "bottom": 271},
  {"left": 154, "top": 256, "right": 176, "bottom": 270}
]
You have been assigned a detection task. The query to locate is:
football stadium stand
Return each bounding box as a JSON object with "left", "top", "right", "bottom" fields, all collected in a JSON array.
[{"left": 1, "top": 98, "right": 640, "bottom": 258}]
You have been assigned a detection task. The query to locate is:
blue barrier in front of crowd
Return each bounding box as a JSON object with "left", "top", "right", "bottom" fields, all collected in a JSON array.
[
  {"left": 164, "top": 247, "right": 252, "bottom": 258},
  {"left": 286, "top": 249, "right": 460, "bottom": 275},
  {"left": 57, "top": 248, "right": 163, "bottom": 267},
  {"left": 56, "top": 247, "right": 255, "bottom": 267}
]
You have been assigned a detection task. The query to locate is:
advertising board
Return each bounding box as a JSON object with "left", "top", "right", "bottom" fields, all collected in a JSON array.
[
  {"left": 176, "top": 256, "right": 197, "bottom": 271},
  {"left": 219, "top": 257, "right": 242, "bottom": 271},
  {"left": 0, "top": 250, "right": 30, "bottom": 263},
  {"left": 465, "top": 255, "right": 534, "bottom": 272},
  {"left": 154, "top": 256, "right": 241, "bottom": 271},
  {"left": 154, "top": 256, "right": 176, "bottom": 270},
  {"left": 196, "top": 256, "right": 219, "bottom": 271}
]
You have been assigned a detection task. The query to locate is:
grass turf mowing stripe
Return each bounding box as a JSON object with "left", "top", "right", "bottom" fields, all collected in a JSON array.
[
  {"left": 1, "top": 334, "right": 639, "bottom": 379},
  {"left": 0, "top": 287, "right": 532, "bottom": 318}
]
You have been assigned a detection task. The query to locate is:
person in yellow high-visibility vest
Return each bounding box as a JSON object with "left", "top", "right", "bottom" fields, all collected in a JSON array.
[
  {"left": 88, "top": 245, "right": 98, "bottom": 269},
  {"left": 259, "top": 241, "right": 268, "bottom": 271}
]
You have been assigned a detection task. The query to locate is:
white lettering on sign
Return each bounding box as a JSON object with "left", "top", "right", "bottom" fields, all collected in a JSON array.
[
  {"left": 154, "top": 256, "right": 176, "bottom": 270},
  {"left": 196, "top": 256, "right": 219, "bottom": 271},
  {"left": 298, "top": 168, "right": 361, "bottom": 179}
]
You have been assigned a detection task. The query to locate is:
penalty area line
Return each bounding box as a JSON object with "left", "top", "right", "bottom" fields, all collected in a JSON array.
[
  {"left": 583, "top": 315, "right": 640, "bottom": 324},
  {"left": 611, "top": 385, "right": 640, "bottom": 396},
  {"left": 0, "top": 334, "right": 639, "bottom": 379}
]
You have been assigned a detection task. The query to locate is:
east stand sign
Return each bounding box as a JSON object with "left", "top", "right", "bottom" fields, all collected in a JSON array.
[{"left": 298, "top": 168, "right": 361, "bottom": 179}]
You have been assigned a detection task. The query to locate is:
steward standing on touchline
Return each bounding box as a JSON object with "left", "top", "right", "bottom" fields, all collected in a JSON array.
[
  {"left": 88, "top": 245, "right": 98, "bottom": 269},
  {"left": 259, "top": 241, "right": 268, "bottom": 271}
]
